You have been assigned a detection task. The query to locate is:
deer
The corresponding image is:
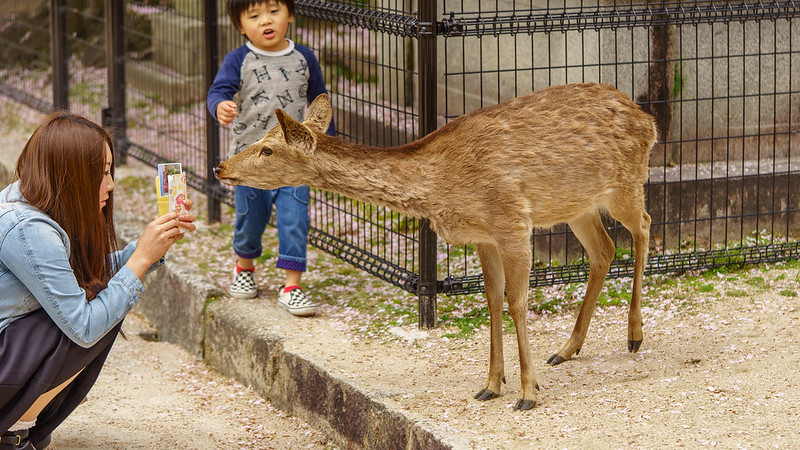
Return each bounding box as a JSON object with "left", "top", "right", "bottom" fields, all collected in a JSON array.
[{"left": 214, "top": 82, "right": 656, "bottom": 411}]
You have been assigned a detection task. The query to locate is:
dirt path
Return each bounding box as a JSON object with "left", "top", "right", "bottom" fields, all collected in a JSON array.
[
  {"left": 49, "top": 310, "right": 336, "bottom": 449},
  {"left": 255, "top": 266, "right": 800, "bottom": 448}
]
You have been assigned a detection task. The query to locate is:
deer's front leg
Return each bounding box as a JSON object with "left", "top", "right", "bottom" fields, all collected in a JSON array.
[
  {"left": 474, "top": 244, "right": 506, "bottom": 401},
  {"left": 501, "top": 240, "right": 539, "bottom": 410}
]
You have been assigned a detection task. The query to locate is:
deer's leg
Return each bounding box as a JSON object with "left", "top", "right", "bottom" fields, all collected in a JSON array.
[
  {"left": 606, "top": 192, "right": 651, "bottom": 353},
  {"left": 497, "top": 236, "right": 539, "bottom": 410},
  {"left": 473, "top": 243, "right": 506, "bottom": 402},
  {"left": 548, "top": 211, "right": 615, "bottom": 366}
]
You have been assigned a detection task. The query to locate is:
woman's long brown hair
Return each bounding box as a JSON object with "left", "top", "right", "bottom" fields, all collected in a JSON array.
[{"left": 15, "top": 111, "right": 119, "bottom": 301}]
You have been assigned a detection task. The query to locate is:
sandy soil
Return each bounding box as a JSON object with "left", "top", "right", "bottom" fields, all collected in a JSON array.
[
  {"left": 50, "top": 311, "right": 336, "bottom": 449},
  {"left": 245, "top": 267, "right": 800, "bottom": 449}
]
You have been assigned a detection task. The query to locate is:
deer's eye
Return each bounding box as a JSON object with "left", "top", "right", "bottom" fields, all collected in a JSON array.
[{"left": 261, "top": 147, "right": 273, "bottom": 156}]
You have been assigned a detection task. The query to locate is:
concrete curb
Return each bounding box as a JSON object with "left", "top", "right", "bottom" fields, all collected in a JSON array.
[
  {"left": 123, "top": 233, "right": 465, "bottom": 448},
  {"left": 1, "top": 160, "right": 464, "bottom": 449}
]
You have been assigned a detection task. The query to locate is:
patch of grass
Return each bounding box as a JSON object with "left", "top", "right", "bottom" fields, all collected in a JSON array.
[
  {"left": 439, "top": 305, "right": 520, "bottom": 339},
  {"left": 255, "top": 248, "right": 275, "bottom": 264},
  {"left": 726, "top": 289, "right": 749, "bottom": 298},
  {"left": 778, "top": 290, "right": 797, "bottom": 297},
  {"left": 697, "top": 283, "right": 715, "bottom": 293},
  {"left": 677, "top": 300, "right": 694, "bottom": 312},
  {"left": 673, "top": 62, "right": 686, "bottom": 97},
  {"left": 598, "top": 287, "right": 630, "bottom": 307},
  {"left": 530, "top": 289, "right": 569, "bottom": 313},
  {"left": 745, "top": 276, "right": 767, "bottom": 289},
  {"left": 614, "top": 247, "right": 632, "bottom": 260}
]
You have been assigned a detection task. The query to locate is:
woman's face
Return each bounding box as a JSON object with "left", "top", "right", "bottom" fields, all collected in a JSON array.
[{"left": 99, "top": 144, "right": 114, "bottom": 210}]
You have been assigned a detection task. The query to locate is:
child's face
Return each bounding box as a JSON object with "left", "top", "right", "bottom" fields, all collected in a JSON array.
[{"left": 238, "top": 1, "right": 293, "bottom": 52}]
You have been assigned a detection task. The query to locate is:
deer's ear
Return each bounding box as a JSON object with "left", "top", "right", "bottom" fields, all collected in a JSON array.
[
  {"left": 277, "top": 109, "right": 315, "bottom": 157},
  {"left": 303, "top": 93, "right": 332, "bottom": 133}
]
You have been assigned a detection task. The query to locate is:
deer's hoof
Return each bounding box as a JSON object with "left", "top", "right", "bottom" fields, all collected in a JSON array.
[
  {"left": 546, "top": 354, "right": 566, "bottom": 366},
  {"left": 474, "top": 388, "right": 500, "bottom": 401},
  {"left": 513, "top": 398, "right": 537, "bottom": 411},
  {"left": 628, "top": 339, "right": 642, "bottom": 353}
]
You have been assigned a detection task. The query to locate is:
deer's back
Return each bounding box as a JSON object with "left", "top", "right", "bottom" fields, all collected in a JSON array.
[{"left": 421, "top": 83, "right": 657, "bottom": 230}]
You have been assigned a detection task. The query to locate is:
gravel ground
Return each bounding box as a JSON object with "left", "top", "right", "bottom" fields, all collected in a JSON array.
[{"left": 50, "top": 311, "right": 337, "bottom": 449}]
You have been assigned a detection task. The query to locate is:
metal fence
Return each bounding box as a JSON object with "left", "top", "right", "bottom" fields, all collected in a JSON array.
[{"left": 1, "top": 0, "right": 798, "bottom": 327}]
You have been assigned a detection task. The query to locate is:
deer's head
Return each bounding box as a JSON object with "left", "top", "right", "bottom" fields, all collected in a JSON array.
[{"left": 213, "top": 93, "right": 332, "bottom": 190}]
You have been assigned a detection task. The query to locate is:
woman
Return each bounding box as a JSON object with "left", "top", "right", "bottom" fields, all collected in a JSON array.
[{"left": 0, "top": 111, "right": 196, "bottom": 449}]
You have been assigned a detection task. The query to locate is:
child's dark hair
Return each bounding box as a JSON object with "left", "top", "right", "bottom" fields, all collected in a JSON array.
[{"left": 227, "top": 0, "right": 296, "bottom": 31}]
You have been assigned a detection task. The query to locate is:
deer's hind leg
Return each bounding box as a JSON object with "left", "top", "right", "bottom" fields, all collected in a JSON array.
[
  {"left": 548, "top": 211, "right": 615, "bottom": 365},
  {"left": 606, "top": 190, "right": 651, "bottom": 353}
]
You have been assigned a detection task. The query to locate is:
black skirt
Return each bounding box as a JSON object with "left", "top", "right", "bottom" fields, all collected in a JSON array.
[{"left": 0, "top": 307, "right": 122, "bottom": 442}]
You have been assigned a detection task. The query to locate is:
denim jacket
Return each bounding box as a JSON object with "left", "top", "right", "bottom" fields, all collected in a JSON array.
[{"left": 0, "top": 181, "right": 163, "bottom": 347}]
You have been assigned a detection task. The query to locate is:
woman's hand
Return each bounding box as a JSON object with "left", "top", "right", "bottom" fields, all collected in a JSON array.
[
  {"left": 125, "top": 199, "right": 197, "bottom": 280},
  {"left": 175, "top": 198, "right": 197, "bottom": 239}
]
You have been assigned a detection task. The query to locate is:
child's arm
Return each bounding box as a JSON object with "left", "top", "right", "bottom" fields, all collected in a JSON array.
[{"left": 207, "top": 46, "right": 248, "bottom": 124}]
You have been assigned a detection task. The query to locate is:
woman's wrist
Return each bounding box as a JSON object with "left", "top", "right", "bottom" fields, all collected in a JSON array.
[{"left": 125, "top": 254, "right": 154, "bottom": 280}]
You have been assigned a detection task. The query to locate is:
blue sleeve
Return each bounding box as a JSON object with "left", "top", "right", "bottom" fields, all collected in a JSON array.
[
  {"left": 207, "top": 45, "right": 248, "bottom": 121},
  {"left": 296, "top": 44, "right": 336, "bottom": 136},
  {"left": 1, "top": 217, "right": 145, "bottom": 348}
]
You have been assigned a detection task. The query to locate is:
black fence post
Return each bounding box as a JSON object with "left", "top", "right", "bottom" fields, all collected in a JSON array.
[
  {"left": 103, "top": 0, "right": 127, "bottom": 165},
  {"left": 417, "top": 0, "right": 438, "bottom": 329},
  {"left": 204, "top": 0, "right": 221, "bottom": 223},
  {"left": 49, "top": 0, "right": 68, "bottom": 110}
]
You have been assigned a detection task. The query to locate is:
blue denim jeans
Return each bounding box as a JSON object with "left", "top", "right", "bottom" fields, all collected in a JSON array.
[{"left": 233, "top": 185, "right": 310, "bottom": 272}]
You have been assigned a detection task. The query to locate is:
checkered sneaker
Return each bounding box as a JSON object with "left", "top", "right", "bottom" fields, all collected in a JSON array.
[
  {"left": 277, "top": 286, "right": 317, "bottom": 316},
  {"left": 230, "top": 269, "right": 257, "bottom": 299}
]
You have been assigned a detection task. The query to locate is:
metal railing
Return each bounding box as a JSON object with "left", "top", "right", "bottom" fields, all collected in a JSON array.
[{"left": 0, "top": 0, "right": 798, "bottom": 327}]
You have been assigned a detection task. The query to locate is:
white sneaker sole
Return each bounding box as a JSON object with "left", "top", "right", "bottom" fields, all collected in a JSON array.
[
  {"left": 278, "top": 301, "right": 317, "bottom": 316},
  {"left": 230, "top": 290, "right": 257, "bottom": 299}
]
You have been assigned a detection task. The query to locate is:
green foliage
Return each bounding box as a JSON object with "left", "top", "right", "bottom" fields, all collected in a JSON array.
[
  {"left": 745, "top": 276, "right": 767, "bottom": 289},
  {"left": 598, "top": 287, "right": 630, "bottom": 307},
  {"left": 697, "top": 284, "right": 715, "bottom": 293},
  {"left": 673, "top": 62, "right": 686, "bottom": 97},
  {"left": 441, "top": 307, "right": 490, "bottom": 339},
  {"left": 614, "top": 247, "right": 632, "bottom": 260}
]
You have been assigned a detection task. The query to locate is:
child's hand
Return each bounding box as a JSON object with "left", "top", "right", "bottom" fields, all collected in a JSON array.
[{"left": 216, "top": 101, "right": 238, "bottom": 126}]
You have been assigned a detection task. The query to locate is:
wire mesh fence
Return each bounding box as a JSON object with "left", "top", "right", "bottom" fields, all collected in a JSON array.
[{"left": 0, "top": 1, "right": 798, "bottom": 315}]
